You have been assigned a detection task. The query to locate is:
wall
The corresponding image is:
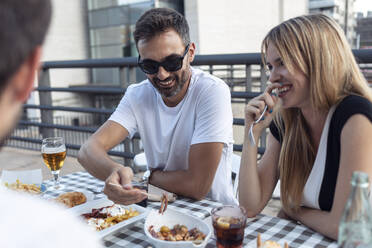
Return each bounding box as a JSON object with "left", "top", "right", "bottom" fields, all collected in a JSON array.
[
  {"left": 185, "top": 0, "right": 308, "bottom": 54},
  {"left": 29, "top": 0, "right": 91, "bottom": 121}
]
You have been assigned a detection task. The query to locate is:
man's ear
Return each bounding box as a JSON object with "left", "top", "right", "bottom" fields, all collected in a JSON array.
[
  {"left": 188, "top": 42, "right": 196, "bottom": 63},
  {"left": 12, "top": 46, "right": 42, "bottom": 102}
]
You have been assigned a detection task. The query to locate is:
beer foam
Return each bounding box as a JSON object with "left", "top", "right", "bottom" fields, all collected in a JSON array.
[{"left": 42, "top": 145, "right": 66, "bottom": 154}]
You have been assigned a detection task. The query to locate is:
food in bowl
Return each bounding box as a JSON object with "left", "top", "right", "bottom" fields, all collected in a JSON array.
[
  {"left": 144, "top": 209, "right": 212, "bottom": 248},
  {"left": 55, "top": 191, "right": 87, "bottom": 208},
  {"left": 82, "top": 204, "right": 140, "bottom": 231},
  {"left": 148, "top": 224, "right": 206, "bottom": 242},
  {"left": 4, "top": 179, "right": 42, "bottom": 194}
]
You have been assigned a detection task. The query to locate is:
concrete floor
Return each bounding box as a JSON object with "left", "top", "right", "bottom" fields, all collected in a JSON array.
[{"left": 0, "top": 146, "right": 281, "bottom": 216}]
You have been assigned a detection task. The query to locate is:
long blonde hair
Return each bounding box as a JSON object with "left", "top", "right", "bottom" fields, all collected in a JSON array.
[{"left": 261, "top": 14, "right": 372, "bottom": 210}]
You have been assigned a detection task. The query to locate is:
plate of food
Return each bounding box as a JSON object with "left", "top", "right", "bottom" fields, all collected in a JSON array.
[
  {"left": 69, "top": 197, "right": 148, "bottom": 238},
  {"left": 1, "top": 169, "right": 45, "bottom": 195},
  {"left": 144, "top": 208, "right": 211, "bottom": 248},
  {"left": 3, "top": 179, "right": 47, "bottom": 195}
]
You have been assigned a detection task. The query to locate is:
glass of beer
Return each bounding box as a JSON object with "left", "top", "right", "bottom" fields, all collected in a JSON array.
[
  {"left": 41, "top": 137, "right": 66, "bottom": 190},
  {"left": 211, "top": 205, "right": 247, "bottom": 248}
]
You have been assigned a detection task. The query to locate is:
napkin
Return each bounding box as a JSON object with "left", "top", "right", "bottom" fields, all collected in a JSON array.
[
  {"left": 1, "top": 169, "right": 42, "bottom": 185},
  {"left": 148, "top": 184, "right": 177, "bottom": 202}
]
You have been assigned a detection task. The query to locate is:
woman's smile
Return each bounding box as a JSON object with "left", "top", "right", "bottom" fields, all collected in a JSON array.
[{"left": 277, "top": 84, "right": 292, "bottom": 98}]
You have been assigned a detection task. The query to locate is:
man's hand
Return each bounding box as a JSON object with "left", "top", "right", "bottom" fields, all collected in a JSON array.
[{"left": 103, "top": 167, "right": 146, "bottom": 205}]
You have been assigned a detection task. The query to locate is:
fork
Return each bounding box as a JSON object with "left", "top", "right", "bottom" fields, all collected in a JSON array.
[{"left": 248, "top": 105, "right": 268, "bottom": 146}]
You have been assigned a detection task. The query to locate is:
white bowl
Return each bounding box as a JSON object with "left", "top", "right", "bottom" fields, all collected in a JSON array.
[{"left": 144, "top": 209, "right": 211, "bottom": 248}]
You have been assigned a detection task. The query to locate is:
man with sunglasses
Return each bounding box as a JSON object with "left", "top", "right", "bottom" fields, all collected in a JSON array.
[{"left": 78, "top": 8, "right": 237, "bottom": 205}]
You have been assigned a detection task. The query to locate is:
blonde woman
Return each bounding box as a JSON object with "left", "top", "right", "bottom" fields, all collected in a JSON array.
[{"left": 238, "top": 14, "right": 372, "bottom": 240}]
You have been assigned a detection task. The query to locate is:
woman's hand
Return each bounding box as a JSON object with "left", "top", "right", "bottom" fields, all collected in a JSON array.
[{"left": 244, "top": 83, "right": 281, "bottom": 135}]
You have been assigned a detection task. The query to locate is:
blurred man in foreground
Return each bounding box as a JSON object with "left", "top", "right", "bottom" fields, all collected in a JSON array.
[{"left": 0, "top": 1, "right": 102, "bottom": 247}]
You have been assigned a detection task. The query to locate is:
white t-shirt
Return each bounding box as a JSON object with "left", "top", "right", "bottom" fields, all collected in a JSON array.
[
  {"left": 0, "top": 187, "right": 103, "bottom": 248},
  {"left": 110, "top": 67, "right": 237, "bottom": 205}
]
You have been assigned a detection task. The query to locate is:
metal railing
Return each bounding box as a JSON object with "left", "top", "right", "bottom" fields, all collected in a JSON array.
[{"left": 7, "top": 49, "right": 372, "bottom": 169}]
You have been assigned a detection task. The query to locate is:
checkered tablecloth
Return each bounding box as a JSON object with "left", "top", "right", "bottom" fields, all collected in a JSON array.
[
  {"left": 242, "top": 215, "right": 337, "bottom": 248},
  {"left": 43, "top": 171, "right": 337, "bottom": 248},
  {"left": 102, "top": 214, "right": 337, "bottom": 248},
  {"left": 43, "top": 171, "right": 222, "bottom": 219},
  {"left": 43, "top": 171, "right": 106, "bottom": 199}
]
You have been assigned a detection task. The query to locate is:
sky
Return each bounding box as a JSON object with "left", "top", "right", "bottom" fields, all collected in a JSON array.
[{"left": 354, "top": 0, "right": 372, "bottom": 16}]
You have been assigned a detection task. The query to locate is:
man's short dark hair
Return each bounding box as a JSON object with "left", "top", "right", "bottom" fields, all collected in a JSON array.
[
  {"left": 133, "top": 8, "right": 190, "bottom": 47},
  {"left": 0, "top": 0, "right": 52, "bottom": 88}
]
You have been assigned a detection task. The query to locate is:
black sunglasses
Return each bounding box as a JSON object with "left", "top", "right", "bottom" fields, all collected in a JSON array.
[{"left": 138, "top": 44, "right": 190, "bottom": 74}]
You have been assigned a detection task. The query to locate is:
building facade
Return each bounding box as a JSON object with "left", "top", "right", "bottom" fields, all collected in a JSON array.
[
  {"left": 87, "top": 0, "right": 184, "bottom": 85},
  {"left": 86, "top": 0, "right": 307, "bottom": 84},
  {"left": 309, "top": 0, "right": 357, "bottom": 47},
  {"left": 356, "top": 13, "right": 372, "bottom": 48},
  {"left": 185, "top": 0, "right": 307, "bottom": 54},
  {"left": 30, "top": 0, "right": 91, "bottom": 121},
  {"left": 41, "top": 0, "right": 308, "bottom": 88},
  {"left": 356, "top": 12, "right": 372, "bottom": 83}
]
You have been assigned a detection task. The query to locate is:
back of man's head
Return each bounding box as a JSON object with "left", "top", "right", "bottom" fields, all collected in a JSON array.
[
  {"left": 133, "top": 8, "right": 190, "bottom": 47},
  {"left": 0, "top": 0, "right": 52, "bottom": 89}
]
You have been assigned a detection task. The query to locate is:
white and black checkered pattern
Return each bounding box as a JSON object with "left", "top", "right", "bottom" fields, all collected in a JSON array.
[
  {"left": 43, "top": 172, "right": 337, "bottom": 247},
  {"left": 241, "top": 214, "right": 337, "bottom": 248},
  {"left": 43, "top": 171, "right": 106, "bottom": 199}
]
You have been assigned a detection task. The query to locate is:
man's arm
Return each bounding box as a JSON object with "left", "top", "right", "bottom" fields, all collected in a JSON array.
[
  {"left": 78, "top": 120, "right": 129, "bottom": 181},
  {"left": 78, "top": 120, "right": 146, "bottom": 205},
  {"left": 149, "top": 142, "right": 223, "bottom": 200}
]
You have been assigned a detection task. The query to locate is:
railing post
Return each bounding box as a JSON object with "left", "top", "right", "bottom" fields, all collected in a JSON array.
[
  {"left": 120, "top": 66, "right": 136, "bottom": 88},
  {"left": 120, "top": 66, "right": 129, "bottom": 89},
  {"left": 133, "top": 139, "right": 141, "bottom": 155},
  {"left": 209, "top": 65, "right": 213, "bottom": 75},
  {"left": 38, "top": 68, "right": 54, "bottom": 138},
  {"left": 120, "top": 66, "right": 137, "bottom": 168},
  {"left": 229, "top": 65, "right": 233, "bottom": 91},
  {"left": 245, "top": 65, "right": 252, "bottom": 104},
  {"left": 260, "top": 65, "right": 267, "bottom": 147},
  {"left": 129, "top": 66, "right": 136, "bottom": 84},
  {"left": 260, "top": 65, "right": 267, "bottom": 92},
  {"left": 123, "top": 139, "right": 134, "bottom": 169},
  {"left": 128, "top": 66, "right": 140, "bottom": 163}
]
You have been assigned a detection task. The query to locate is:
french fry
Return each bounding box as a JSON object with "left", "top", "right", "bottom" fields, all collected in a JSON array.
[
  {"left": 4, "top": 179, "right": 41, "bottom": 194},
  {"left": 257, "top": 233, "right": 289, "bottom": 248}
]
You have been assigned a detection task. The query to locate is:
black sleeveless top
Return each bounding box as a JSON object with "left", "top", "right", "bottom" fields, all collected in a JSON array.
[{"left": 270, "top": 95, "right": 372, "bottom": 211}]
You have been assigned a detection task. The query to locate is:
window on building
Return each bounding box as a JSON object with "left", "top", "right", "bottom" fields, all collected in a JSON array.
[{"left": 87, "top": 0, "right": 185, "bottom": 85}]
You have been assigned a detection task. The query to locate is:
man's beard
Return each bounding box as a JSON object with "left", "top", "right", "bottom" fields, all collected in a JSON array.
[{"left": 150, "top": 67, "right": 190, "bottom": 98}]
